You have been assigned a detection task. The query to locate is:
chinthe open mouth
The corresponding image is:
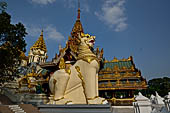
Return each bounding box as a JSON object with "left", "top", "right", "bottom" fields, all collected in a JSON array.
[{"left": 89, "top": 40, "right": 94, "bottom": 44}]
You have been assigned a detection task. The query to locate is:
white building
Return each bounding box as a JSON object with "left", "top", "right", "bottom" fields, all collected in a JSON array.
[{"left": 28, "top": 30, "right": 48, "bottom": 64}]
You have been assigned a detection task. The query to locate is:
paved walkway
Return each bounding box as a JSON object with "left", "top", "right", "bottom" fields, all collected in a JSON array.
[{"left": 112, "top": 106, "right": 135, "bottom": 113}]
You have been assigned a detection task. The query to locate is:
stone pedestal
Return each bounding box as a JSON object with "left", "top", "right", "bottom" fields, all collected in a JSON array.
[{"left": 38, "top": 104, "right": 112, "bottom": 113}]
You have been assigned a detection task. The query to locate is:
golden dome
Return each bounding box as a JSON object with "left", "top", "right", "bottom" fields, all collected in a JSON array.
[{"left": 30, "top": 30, "right": 47, "bottom": 52}]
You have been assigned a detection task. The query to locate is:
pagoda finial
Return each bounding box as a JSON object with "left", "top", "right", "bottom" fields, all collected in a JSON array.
[
  {"left": 77, "top": 0, "right": 80, "bottom": 20},
  {"left": 41, "top": 29, "right": 43, "bottom": 36},
  {"left": 71, "top": 0, "right": 84, "bottom": 36}
]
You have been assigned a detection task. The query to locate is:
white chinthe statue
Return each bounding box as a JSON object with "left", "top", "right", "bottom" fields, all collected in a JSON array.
[{"left": 48, "top": 33, "right": 107, "bottom": 104}]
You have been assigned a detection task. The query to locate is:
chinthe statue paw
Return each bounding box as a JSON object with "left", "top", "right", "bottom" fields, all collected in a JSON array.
[
  {"left": 88, "top": 97, "right": 108, "bottom": 104},
  {"left": 47, "top": 96, "right": 73, "bottom": 105}
]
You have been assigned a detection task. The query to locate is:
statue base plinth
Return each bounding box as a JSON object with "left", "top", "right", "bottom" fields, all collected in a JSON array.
[{"left": 38, "top": 104, "right": 112, "bottom": 113}]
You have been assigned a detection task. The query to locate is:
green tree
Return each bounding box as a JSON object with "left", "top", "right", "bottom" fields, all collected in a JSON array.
[
  {"left": 147, "top": 77, "right": 170, "bottom": 97},
  {"left": 0, "top": 2, "right": 27, "bottom": 83},
  {"left": 134, "top": 77, "right": 170, "bottom": 97},
  {"left": 0, "top": 1, "right": 7, "bottom": 12}
]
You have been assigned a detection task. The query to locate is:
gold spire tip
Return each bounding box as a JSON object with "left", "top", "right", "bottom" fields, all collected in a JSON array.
[
  {"left": 77, "top": 0, "right": 80, "bottom": 20},
  {"left": 41, "top": 29, "right": 43, "bottom": 36}
]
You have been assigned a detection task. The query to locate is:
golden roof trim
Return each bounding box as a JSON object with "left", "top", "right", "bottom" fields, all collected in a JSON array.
[{"left": 105, "top": 56, "right": 133, "bottom": 63}]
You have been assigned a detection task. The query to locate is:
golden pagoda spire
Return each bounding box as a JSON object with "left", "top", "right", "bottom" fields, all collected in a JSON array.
[
  {"left": 40, "top": 29, "right": 43, "bottom": 36},
  {"left": 71, "top": 0, "right": 84, "bottom": 37},
  {"left": 30, "top": 30, "right": 47, "bottom": 52},
  {"left": 77, "top": 0, "right": 80, "bottom": 20}
]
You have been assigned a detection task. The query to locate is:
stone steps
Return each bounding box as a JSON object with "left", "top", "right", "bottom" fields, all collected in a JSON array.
[
  {"left": 9, "top": 105, "right": 25, "bottom": 113},
  {"left": 0, "top": 104, "right": 41, "bottom": 113},
  {"left": 0, "top": 105, "right": 13, "bottom": 113},
  {"left": 19, "top": 104, "right": 41, "bottom": 113}
]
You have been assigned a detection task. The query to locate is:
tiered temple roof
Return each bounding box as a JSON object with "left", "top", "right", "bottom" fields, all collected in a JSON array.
[
  {"left": 30, "top": 30, "right": 47, "bottom": 52},
  {"left": 98, "top": 56, "right": 147, "bottom": 90}
]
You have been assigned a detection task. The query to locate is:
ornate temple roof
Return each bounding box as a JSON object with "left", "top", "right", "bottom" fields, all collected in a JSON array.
[
  {"left": 30, "top": 30, "right": 47, "bottom": 52},
  {"left": 71, "top": 6, "right": 84, "bottom": 37},
  {"left": 98, "top": 56, "right": 147, "bottom": 90},
  {"left": 100, "top": 56, "right": 135, "bottom": 72}
]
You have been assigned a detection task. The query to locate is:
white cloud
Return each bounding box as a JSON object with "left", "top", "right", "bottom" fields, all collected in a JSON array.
[
  {"left": 26, "top": 24, "right": 64, "bottom": 41},
  {"left": 45, "top": 25, "right": 64, "bottom": 41},
  {"left": 31, "top": 0, "right": 56, "bottom": 5},
  {"left": 63, "top": 0, "right": 90, "bottom": 12},
  {"left": 82, "top": 3, "right": 90, "bottom": 12},
  {"left": 95, "top": 0, "right": 127, "bottom": 32},
  {"left": 63, "top": 0, "right": 75, "bottom": 8},
  {"left": 26, "top": 25, "right": 41, "bottom": 37}
]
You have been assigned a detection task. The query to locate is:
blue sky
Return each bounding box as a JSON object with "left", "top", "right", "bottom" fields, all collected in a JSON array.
[{"left": 4, "top": 0, "right": 170, "bottom": 80}]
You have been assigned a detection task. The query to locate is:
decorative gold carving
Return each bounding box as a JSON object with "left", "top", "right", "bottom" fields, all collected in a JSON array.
[
  {"left": 103, "top": 74, "right": 110, "bottom": 78},
  {"left": 107, "top": 81, "right": 112, "bottom": 87},
  {"left": 113, "top": 65, "right": 119, "bottom": 71},
  {"left": 104, "top": 60, "right": 108, "bottom": 63},
  {"left": 54, "top": 97, "right": 64, "bottom": 101},
  {"left": 71, "top": 20, "right": 84, "bottom": 37},
  {"left": 134, "top": 81, "right": 137, "bottom": 86},
  {"left": 122, "top": 66, "right": 127, "bottom": 70},
  {"left": 126, "top": 79, "right": 130, "bottom": 84},
  {"left": 128, "top": 56, "right": 132, "bottom": 61},
  {"left": 106, "top": 56, "right": 133, "bottom": 63},
  {"left": 61, "top": 41, "right": 69, "bottom": 54},
  {"left": 131, "top": 66, "right": 135, "bottom": 71},
  {"left": 112, "top": 57, "right": 119, "bottom": 62},
  {"left": 116, "top": 80, "right": 120, "bottom": 85},
  {"left": 100, "top": 48, "right": 104, "bottom": 58},
  {"left": 75, "top": 66, "right": 84, "bottom": 84},
  {"left": 68, "top": 36, "right": 80, "bottom": 53},
  {"left": 101, "top": 83, "right": 105, "bottom": 87},
  {"left": 87, "top": 96, "right": 99, "bottom": 100},
  {"left": 81, "top": 33, "right": 90, "bottom": 38},
  {"left": 59, "top": 58, "right": 65, "bottom": 69},
  {"left": 77, "top": 54, "right": 99, "bottom": 64},
  {"left": 114, "top": 73, "right": 120, "bottom": 77},
  {"left": 122, "top": 58, "right": 126, "bottom": 61},
  {"left": 106, "top": 67, "right": 112, "bottom": 71},
  {"left": 99, "top": 78, "right": 147, "bottom": 90},
  {"left": 65, "top": 69, "right": 71, "bottom": 75},
  {"left": 96, "top": 47, "right": 99, "bottom": 55},
  {"left": 136, "top": 72, "right": 141, "bottom": 77},
  {"left": 109, "top": 97, "right": 135, "bottom": 104},
  {"left": 55, "top": 53, "right": 58, "bottom": 59},
  {"left": 18, "top": 67, "right": 39, "bottom": 89}
]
